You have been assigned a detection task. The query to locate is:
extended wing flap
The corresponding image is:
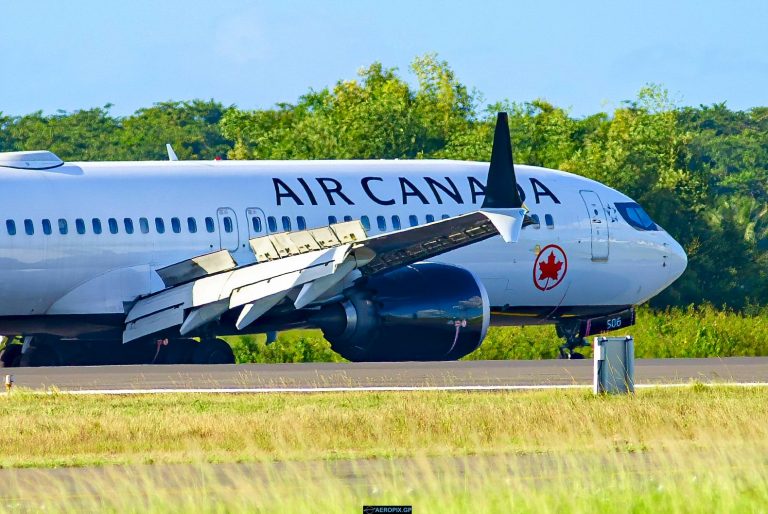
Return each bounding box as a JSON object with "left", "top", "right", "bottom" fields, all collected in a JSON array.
[{"left": 123, "top": 241, "right": 352, "bottom": 343}]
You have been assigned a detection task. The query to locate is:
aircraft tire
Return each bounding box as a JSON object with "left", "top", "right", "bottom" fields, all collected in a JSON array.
[
  {"left": 192, "top": 338, "right": 235, "bottom": 365},
  {"left": 19, "top": 339, "right": 62, "bottom": 367},
  {"left": 159, "top": 338, "right": 197, "bottom": 364},
  {"left": 0, "top": 343, "right": 22, "bottom": 368}
]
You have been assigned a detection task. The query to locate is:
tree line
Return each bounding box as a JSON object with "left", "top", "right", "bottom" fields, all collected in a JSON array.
[{"left": 1, "top": 55, "right": 766, "bottom": 309}]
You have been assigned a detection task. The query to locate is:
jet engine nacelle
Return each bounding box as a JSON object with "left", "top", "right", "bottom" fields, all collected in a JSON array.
[{"left": 315, "top": 262, "right": 490, "bottom": 361}]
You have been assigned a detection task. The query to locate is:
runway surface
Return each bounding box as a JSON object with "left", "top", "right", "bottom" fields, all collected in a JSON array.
[{"left": 6, "top": 357, "right": 768, "bottom": 392}]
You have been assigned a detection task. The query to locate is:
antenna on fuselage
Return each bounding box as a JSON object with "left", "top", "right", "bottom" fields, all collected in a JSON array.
[
  {"left": 166, "top": 144, "right": 179, "bottom": 162},
  {"left": 482, "top": 112, "right": 523, "bottom": 209}
]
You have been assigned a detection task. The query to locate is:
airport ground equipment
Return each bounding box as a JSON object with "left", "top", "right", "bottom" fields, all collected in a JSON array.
[{"left": 593, "top": 336, "right": 634, "bottom": 394}]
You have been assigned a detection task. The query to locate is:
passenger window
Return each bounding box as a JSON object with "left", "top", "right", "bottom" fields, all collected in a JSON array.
[
  {"left": 251, "top": 217, "right": 262, "bottom": 234},
  {"left": 426, "top": 214, "right": 435, "bottom": 223},
  {"left": 441, "top": 214, "right": 450, "bottom": 220},
  {"left": 24, "top": 219, "right": 33, "bottom": 235},
  {"left": 171, "top": 217, "right": 181, "bottom": 234},
  {"left": 377, "top": 216, "right": 386, "bottom": 231},
  {"left": 297, "top": 216, "right": 306, "bottom": 231},
  {"left": 223, "top": 216, "right": 233, "bottom": 233},
  {"left": 6, "top": 220, "right": 16, "bottom": 236},
  {"left": 361, "top": 215, "right": 371, "bottom": 231},
  {"left": 187, "top": 217, "right": 197, "bottom": 233},
  {"left": 205, "top": 217, "right": 215, "bottom": 233},
  {"left": 267, "top": 216, "right": 277, "bottom": 232},
  {"left": 42, "top": 219, "right": 52, "bottom": 235},
  {"left": 409, "top": 215, "right": 418, "bottom": 227},
  {"left": 139, "top": 218, "right": 149, "bottom": 234},
  {"left": 124, "top": 218, "right": 134, "bottom": 234},
  {"left": 109, "top": 218, "right": 119, "bottom": 234},
  {"left": 343, "top": 215, "right": 353, "bottom": 222},
  {"left": 76, "top": 218, "right": 86, "bottom": 235},
  {"left": 328, "top": 216, "right": 337, "bottom": 225},
  {"left": 155, "top": 217, "right": 165, "bottom": 234},
  {"left": 58, "top": 219, "right": 68, "bottom": 235},
  {"left": 392, "top": 215, "right": 401, "bottom": 230},
  {"left": 545, "top": 214, "right": 554, "bottom": 229},
  {"left": 92, "top": 218, "right": 103, "bottom": 235},
  {"left": 281, "top": 216, "right": 291, "bottom": 231},
  {"left": 530, "top": 214, "right": 541, "bottom": 229}
]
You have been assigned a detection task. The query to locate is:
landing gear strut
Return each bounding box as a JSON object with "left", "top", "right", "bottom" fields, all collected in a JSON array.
[{"left": 556, "top": 322, "right": 588, "bottom": 360}]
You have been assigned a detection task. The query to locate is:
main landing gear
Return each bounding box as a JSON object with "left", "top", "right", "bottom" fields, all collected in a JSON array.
[
  {"left": 556, "top": 322, "right": 589, "bottom": 360},
  {"left": 152, "top": 337, "right": 235, "bottom": 365},
  {"left": 0, "top": 335, "right": 235, "bottom": 367},
  {"left": 0, "top": 337, "right": 22, "bottom": 367}
]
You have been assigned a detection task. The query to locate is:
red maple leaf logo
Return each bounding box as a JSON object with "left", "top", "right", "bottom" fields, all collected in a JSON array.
[{"left": 538, "top": 252, "right": 563, "bottom": 282}]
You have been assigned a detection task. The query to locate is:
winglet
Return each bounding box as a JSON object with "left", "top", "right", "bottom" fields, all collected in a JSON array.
[
  {"left": 481, "top": 208, "right": 527, "bottom": 243},
  {"left": 482, "top": 112, "right": 523, "bottom": 209},
  {"left": 166, "top": 144, "right": 179, "bottom": 161}
]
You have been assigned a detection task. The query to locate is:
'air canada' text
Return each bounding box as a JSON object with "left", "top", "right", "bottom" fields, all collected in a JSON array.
[{"left": 273, "top": 176, "right": 561, "bottom": 207}]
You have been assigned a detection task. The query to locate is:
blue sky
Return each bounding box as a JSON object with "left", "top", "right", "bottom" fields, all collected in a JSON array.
[{"left": 1, "top": 0, "right": 766, "bottom": 116}]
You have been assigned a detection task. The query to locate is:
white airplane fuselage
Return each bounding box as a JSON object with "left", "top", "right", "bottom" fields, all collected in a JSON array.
[{"left": 0, "top": 159, "right": 686, "bottom": 337}]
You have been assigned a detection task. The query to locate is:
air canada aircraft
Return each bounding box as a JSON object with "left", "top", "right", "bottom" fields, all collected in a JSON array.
[{"left": 0, "top": 113, "right": 686, "bottom": 366}]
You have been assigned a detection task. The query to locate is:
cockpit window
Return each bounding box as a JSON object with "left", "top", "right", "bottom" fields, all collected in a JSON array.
[{"left": 615, "top": 202, "right": 659, "bottom": 231}]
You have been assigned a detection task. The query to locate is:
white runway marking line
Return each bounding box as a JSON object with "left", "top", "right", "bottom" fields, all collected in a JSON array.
[{"left": 25, "top": 382, "right": 768, "bottom": 395}]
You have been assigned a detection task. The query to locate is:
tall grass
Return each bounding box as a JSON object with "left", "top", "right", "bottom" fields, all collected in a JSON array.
[
  {"left": 0, "top": 387, "right": 765, "bottom": 469},
  {"left": 227, "top": 305, "right": 768, "bottom": 363},
  {"left": 227, "top": 330, "right": 345, "bottom": 364},
  {"left": 0, "top": 387, "right": 766, "bottom": 512},
  {"left": 473, "top": 304, "right": 768, "bottom": 360},
  {"left": 3, "top": 448, "right": 767, "bottom": 513}
]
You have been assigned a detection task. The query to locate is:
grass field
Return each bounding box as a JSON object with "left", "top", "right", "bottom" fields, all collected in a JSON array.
[
  {"left": 0, "top": 386, "right": 766, "bottom": 468},
  {"left": 227, "top": 305, "right": 768, "bottom": 363},
  {"left": 0, "top": 386, "right": 766, "bottom": 512},
  {"left": 4, "top": 448, "right": 767, "bottom": 513}
]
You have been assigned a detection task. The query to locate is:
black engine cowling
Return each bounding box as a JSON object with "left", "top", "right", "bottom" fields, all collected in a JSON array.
[{"left": 313, "top": 262, "right": 490, "bottom": 361}]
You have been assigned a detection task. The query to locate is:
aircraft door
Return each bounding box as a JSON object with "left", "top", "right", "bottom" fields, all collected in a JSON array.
[
  {"left": 216, "top": 207, "right": 240, "bottom": 252},
  {"left": 579, "top": 190, "right": 609, "bottom": 261},
  {"left": 246, "top": 207, "right": 268, "bottom": 238}
]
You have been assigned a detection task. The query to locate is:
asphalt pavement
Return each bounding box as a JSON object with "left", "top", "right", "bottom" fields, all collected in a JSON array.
[{"left": 5, "top": 357, "right": 767, "bottom": 392}]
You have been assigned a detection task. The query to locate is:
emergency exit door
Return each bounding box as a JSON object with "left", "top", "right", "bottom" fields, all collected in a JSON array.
[
  {"left": 246, "top": 207, "right": 267, "bottom": 238},
  {"left": 216, "top": 207, "right": 240, "bottom": 251},
  {"left": 580, "top": 190, "right": 609, "bottom": 261}
]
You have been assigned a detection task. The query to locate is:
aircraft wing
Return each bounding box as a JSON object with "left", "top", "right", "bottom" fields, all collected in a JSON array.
[
  {"left": 122, "top": 111, "right": 528, "bottom": 343},
  {"left": 122, "top": 208, "right": 526, "bottom": 343}
]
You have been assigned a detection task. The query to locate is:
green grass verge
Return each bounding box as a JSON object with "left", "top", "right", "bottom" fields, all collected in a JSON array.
[
  {"left": 0, "top": 386, "right": 766, "bottom": 469},
  {"left": 227, "top": 305, "right": 768, "bottom": 363}
]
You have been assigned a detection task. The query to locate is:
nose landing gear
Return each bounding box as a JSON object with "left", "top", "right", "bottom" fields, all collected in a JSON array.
[{"left": 556, "top": 322, "right": 589, "bottom": 359}]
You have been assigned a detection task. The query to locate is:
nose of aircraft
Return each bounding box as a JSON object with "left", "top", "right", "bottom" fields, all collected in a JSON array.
[{"left": 666, "top": 236, "right": 688, "bottom": 283}]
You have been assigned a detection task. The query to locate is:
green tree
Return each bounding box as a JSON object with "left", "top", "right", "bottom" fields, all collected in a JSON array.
[
  {"left": 118, "top": 100, "right": 233, "bottom": 160},
  {"left": 4, "top": 106, "right": 121, "bottom": 161},
  {"left": 220, "top": 54, "right": 480, "bottom": 160}
]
